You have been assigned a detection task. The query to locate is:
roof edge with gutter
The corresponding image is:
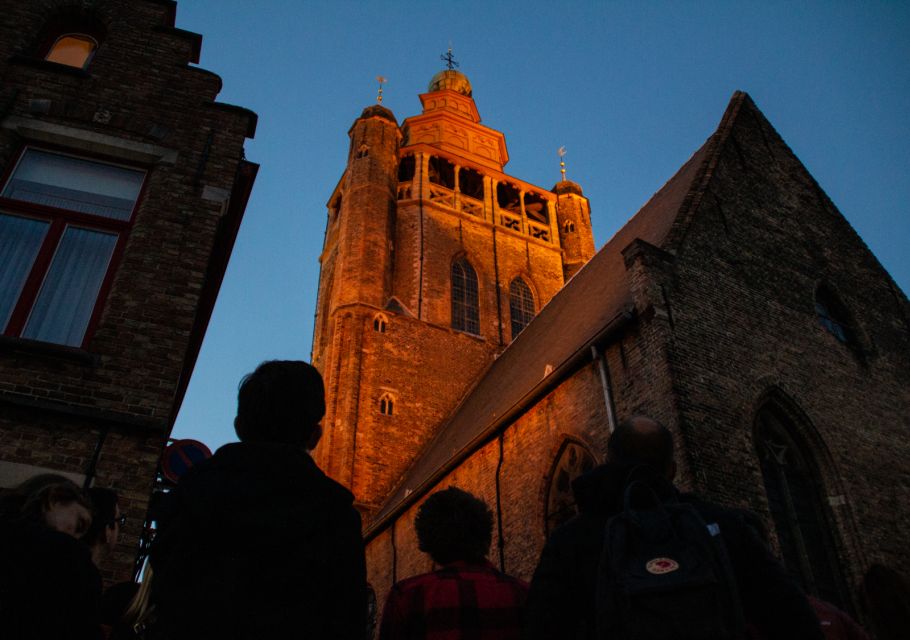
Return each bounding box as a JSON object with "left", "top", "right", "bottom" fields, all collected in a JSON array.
[{"left": 364, "top": 307, "right": 636, "bottom": 541}]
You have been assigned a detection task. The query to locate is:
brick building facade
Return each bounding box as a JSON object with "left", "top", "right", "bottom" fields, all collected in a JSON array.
[
  {"left": 0, "top": 0, "right": 256, "bottom": 583},
  {"left": 314, "top": 71, "right": 910, "bottom": 625},
  {"left": 312, "top": 70, "right": 594, "bottom": 514}
]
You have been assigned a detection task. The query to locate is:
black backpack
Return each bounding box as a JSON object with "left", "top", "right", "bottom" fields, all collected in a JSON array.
[{"left": 595, "top": 470, "right": 745, "bottom": 639}]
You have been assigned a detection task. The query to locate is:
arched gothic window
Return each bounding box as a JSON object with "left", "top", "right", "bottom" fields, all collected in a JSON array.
[
  {"left": 563, "top": 220, "right": 576, "bottom": 233},
  {"left": 451, "top": 258, "right": 479, "bottom": 335},
  {"left": 373, "top": 313, "right": 388, "bottom": 333},
  {"left": 509, "top": 277, "right": 535, "bottom": 340},
  {"left": 755, "top": 404, "right": 847, "bottom": 606},
  {"left": 545, "top": 440, "right": 596, "bottom": 535},
  {"left": 379, "top": 393, "right": 395, "bottom": 416}
]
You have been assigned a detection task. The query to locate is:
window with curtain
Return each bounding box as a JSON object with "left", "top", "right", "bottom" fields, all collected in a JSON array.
[
  {"left": 509, "top": 277, "right": 535, "bottom": 340},
  {"left": 755, "top": 405, "right": 847, "bottom": 607},
  {"left": 451, "top": 258, "right": 479, "bottom": 335},
  {"left": 1, "top": 148, "right": 144, "bottom": 348}
]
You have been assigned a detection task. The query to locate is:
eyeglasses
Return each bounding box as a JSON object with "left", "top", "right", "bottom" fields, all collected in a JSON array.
[{"left": 109, "top": 514, "right": 127, "bottom": 528}]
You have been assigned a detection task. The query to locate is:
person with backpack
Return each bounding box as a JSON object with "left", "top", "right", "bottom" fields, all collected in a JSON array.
[{"left": 523, "top": 415, "right": 824, "bottom": 640}]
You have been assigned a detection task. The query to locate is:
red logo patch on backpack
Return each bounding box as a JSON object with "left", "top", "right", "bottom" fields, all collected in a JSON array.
[{"left": 645, "top": 557, "right": 680, "bottom": 575}]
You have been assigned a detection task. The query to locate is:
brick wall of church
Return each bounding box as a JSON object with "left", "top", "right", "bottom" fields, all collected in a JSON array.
[
  {"left": 654, "top": 100, "right": 910, "bottom": 608},
  {"left": 0, "top": 0, "right": 256, "bottom": 583},
  {"left": 316, "top": 100, "right": 573, "bottom": 514},
  {"left": 362, "top": 94, "right": 908, "bottom": 631},
  {"left": 392, "top": 199, "right": 566, "bottom": 343},
  {"left": 365, "top": 306, "right": 685, "bottom": 614},
  {"left": 332, "top": 309, "right": 495, "bottom": 513}
]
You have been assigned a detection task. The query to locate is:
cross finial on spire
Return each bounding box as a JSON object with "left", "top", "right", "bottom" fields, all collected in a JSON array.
[
  {"left": 440, "top": 46, "right": 459, "bottom": 70},
  {"left": 376, "top": 76, "right": 387, "bottom": 104},
  {"left": 558, "top": 146, "right": 567, "bottom": 181}
]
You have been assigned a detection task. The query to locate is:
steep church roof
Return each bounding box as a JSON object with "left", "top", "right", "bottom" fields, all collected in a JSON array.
[{"left": 366, "top": 91, "right": 751, "bottom": 535}]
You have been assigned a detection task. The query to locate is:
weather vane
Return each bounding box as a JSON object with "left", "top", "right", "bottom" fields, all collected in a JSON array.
[
  {"left": 376, "top": 76, "right": 387, "bottom": 104},
  {"left": 440, "top": 46, "right": 459, "bottom": 70},
  {"left": 558, "top": 146, "right": 567, "bottom": 181}
]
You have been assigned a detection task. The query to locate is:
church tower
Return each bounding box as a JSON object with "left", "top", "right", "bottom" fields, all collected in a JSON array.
[{"left": 312, "top": 66, "right": 595, "bottom": 517}]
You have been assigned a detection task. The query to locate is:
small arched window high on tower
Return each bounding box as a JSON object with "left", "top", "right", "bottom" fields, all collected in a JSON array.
[
  {"left": 379, "top": 393, "right": 395, "bottom": 416},
  {"left": 509, "top": 277, "right": 535, "bottom": 340},
  {"left": 372, "top": 313, "right": 388, "bottom": 333},
  {"left": 754, "top": 403, "right": 848, "bottom": 607},
  {"left": 451, "top": 258, "right": 480, "bottom": 335}
]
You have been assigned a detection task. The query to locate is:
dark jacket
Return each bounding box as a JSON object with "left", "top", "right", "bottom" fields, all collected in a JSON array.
[
  {"left": 524, "top": 463, "right": 824, "bottom": 640},
  {"left": 149, "top": 441, "right": 367, "bottom": 640},
  {"left": 0, "top": 520, "right": 102, "bottom": 640}
]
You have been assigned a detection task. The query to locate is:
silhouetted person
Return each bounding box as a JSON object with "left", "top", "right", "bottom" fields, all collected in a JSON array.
[
  {"left": 737, "top": 508, "right": 870, "bottom": 640},
  {"left": 861, "top": 563, "right": 910, "bottom": 640},
  {"left": 807, "top": 596, "right": 870, "bottom": 640},
  {"left": 524, "top": 415, "right": 824, "bottom": 640},
  {"left": 149, "top": 360, "right": 367, "bottom": 639},
  {"left": 83, "top": 488, "right": 140, "bottom": 639},
  {"left": 84, "top": 487, "right": 123, "bottom": 569},
  {"left": 379, "top": 487, "right": 529, "bottom": 640},
  {"left": 0, "top": 474, "right": 102, "bottom": 639}
]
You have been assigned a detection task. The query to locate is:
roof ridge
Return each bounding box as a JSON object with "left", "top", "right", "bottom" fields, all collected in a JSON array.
[{"left": 661, "top": 90, "right": 749, "bottom": 253}]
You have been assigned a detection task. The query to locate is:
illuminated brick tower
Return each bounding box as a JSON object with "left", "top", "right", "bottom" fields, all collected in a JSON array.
[{"left": 312, "top": 67, "right": 595, "bottom": 516}]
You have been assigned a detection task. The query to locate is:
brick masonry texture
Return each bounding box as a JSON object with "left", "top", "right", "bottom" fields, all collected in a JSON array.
[
  {"left": 344, "top": 89, "right": 909, "bottom": 628},
  {"left": 312, "top": 92, "right": 594, "bottom": 517},
  {"left": 0, "top": 0, "right": 256, "bottom": 584}
]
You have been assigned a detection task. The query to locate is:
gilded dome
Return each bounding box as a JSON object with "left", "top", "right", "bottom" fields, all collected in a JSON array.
[{"left": 428, "top": 69, "right": 472, "bottom": 97}]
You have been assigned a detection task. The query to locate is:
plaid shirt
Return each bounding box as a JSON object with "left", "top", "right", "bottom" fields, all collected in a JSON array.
[{"left": 379, "top": 561, "right": 529, "bottom": 640}]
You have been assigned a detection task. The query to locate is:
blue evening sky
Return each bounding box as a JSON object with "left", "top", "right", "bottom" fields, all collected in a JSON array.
[{"left": 171, "top": 1, "right": 909, "bottom": 451}]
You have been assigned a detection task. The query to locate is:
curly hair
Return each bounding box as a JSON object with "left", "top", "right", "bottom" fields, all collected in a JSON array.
[{"left": 415, "top": 487, "right": 493, "bottom": 565}]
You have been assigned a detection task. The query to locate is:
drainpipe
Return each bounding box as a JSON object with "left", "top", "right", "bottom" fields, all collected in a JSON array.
[
  {"left": 494, "top": 433, "right": 506, "bottom": 571},
  {"left": 591, "top": 345, "right": 617, "bottom": 433}
]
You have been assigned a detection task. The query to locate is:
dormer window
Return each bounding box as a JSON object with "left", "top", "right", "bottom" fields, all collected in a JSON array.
[{"left": 45, "top": 33, "right": 98, "bottom": 69}]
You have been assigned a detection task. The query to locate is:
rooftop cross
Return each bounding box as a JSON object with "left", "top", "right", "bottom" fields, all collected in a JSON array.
[
  {"left": 558, "top": 146, "right": 567, "bottom": 181},
  {"left": 440, "top": 46, "right": 459, "bottom": 70},
  {"left": 376, "top": 76, "right": 387, "bottom": 104}
]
